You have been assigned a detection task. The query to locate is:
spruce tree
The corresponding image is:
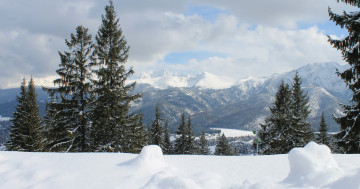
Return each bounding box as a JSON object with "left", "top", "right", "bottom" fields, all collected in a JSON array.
[
  {"left": 6, "top": 78, "right": 43, "bottom": 152},
  {"left": 174, "top": 113, "right": 187, "bottom": 154},
  {"left": 315, "top": 112, "right": 331, "bottom": 146},
  {"left": 44, "top": 26, "right": 93, "bottom": 152},
  {"left": 128, "top": 113, "right": 148, "bottom": 153},
  {"left": 163, "top": 119, "right": 172, "bottom": 154},
  {"left": 185, "top": 115, "right": 196, "bottom": 154},
  {"left": 329, "top": 0, "right": 360, "bottom": 153},
  {"left": 199, "top": 130, "right": 210, "bottom": 155},
  {"left": 150, "top": 105, "right": 163, "bottom": 148},
  {"left": 289, "top": 72, "right": 313, "bottom": 147},
  {"left": 89, "top": 0, "right": 141, "bottom": 152},
  {"left": 258, "top": 81, "right": 292, "bottom": 154},
  {"left": 6, "top": 78, "right": 28, "bottom": 151},
  {"left": 215, "top": 133, "right": 232, "bottom": 155},
  {"left": 25, "top": 77, "right": 43, "bottom": 151}
]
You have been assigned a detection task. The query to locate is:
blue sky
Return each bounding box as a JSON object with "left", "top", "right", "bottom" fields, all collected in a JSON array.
[{"left": 0, "top": 0, "right": 356, "bottom": 88}]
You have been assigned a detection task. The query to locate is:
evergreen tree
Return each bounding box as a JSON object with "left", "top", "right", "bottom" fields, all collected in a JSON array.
[
  {"left": 315, "top": 112, "right": 331, "bottom": 146},
  {"left": 6, "top": 78, "right": 43, "bottom": 152},
  {"left": 215, "top": 133, "right": 232, "bottom": 155},
  {"left": 199, "top": 130, "right": 210, "bottom": 155},
  {"left": 6, "top": 78, "right": 29, "bottom": 151},
  {"left": 25, "top": 77, "right": 43, "bottom": 151},
  {"left": 163, "top": 119, "right": 172, "bottom": 154},
  {"left": 185, "top": 115, "right": 196, "bottom": 154},
  {"left": 258, "top": 81, "right": 292, "bottom": 154},
  {"left": 44, "top": 26, "right": 93, "bottom": 152},
  {"left": 329, "top": 0, "right": 360, "bottom": 153},
  {"left": 150, "top": 105, "right": 163, "bottom": 148},
  {"left": 89, "top": 0, "right": 141, "bottom": 152},
  {"left": 128, "top": 113, "right": 148, "bottom": 153},
  {"left": 174, "top": 113, "right": 187, "bottom": 154},
  {"left": 289, "top": 72, "right": 313, "bottom": 147}
]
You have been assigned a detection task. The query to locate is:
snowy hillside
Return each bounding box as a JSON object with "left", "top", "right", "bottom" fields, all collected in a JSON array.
[
  {"left": 132, "top": 62, "right": 350, "bottom": 132},
  {"left": 0, "top": 143, "right": 359, "bottom": 189}
]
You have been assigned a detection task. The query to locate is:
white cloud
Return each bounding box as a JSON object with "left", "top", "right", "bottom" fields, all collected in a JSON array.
[{"left": 0, "top": 0, "right": 352, "bottom": 88}]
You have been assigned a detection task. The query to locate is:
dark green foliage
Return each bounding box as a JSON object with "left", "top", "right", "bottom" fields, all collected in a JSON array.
[
  {"left": 258, "top": 74, "right": 312, "bottom": 155},
  {"left": 329, "top": 0, "right": 360, "bottom": 153},
  {"left": 215, "top": 133, "right": 232, "bottom": 155},
  {"left": 289, "top": 72, "right": 313, "bottom": 147},
  {"left": 150, "top": 105, "right": 163, "bottom": 148},
  {"left": 6, "top": 79, "right": 28, "bottom": 151},
  {"left": 198, "top": 130, "right": 210, "bottom": 155},
  {"left": 258, "top": 81, "right": 292, "bottom": 154},
  {"left": 174, "top": 113, "right": 195, "bottom": 154},
  {"left": 163, "top": 119, "right": 172, "bottom": 154},
  {"left": 89, "top": 1, "right": 141, "bottom": 152},
  {"left": 315, "top": 112, "right": 331, "bottom": 146},
  {"left": 7, "top": 78, "right": 43, "bottom": 152},
  {"left": 127, "top": 113, "right": 148, "bottom": 153},
  {"left": 44, "top": 26, "right": 93, "bottom": 152}
]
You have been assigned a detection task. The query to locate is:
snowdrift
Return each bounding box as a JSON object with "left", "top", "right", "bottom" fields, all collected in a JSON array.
[{"left": 0, "top": 142, "right": 360, "bottom": 189}]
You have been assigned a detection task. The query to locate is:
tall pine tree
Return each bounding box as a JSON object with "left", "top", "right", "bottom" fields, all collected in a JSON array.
[
  {"left": 329, "top": 0, "right": 360, "bottom": 153},
  {"left": 174, "top": 113, "right": 187, "bottom": 154},
  {"left": 150, "top": 105, "right": 163, "bottom": 148},
  {"left": 25, "top": 77, "right": 43, "bottom": 152},
  {"left": 6, "top": 78, "right": 43, "bottom": 152},
  {"left": 6, "top": 78, "right": 28, "bottom": 151},
  {"left": 315, "top": 112, "right": 331, "bottom": 146},
  {"left": 163, "top": 119, "right": 172, "bottom": 154},
  {"left": 289, "top": 72, "right": 313, "bottom": 147},
  {"left": 89, "top": 0, "right": 141, "bottom": 152},
  {"left": 44, "top": 26, "right": 93, "bottom": 152},
  {"left": 258, "top": 81, "right": 292, "bottom": 154}
]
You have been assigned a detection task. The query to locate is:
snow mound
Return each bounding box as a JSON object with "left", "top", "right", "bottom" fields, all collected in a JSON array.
[
  {"left": 122, "top": 145, "right": 167, "bottom": 174},
  {"left": 284, "top": 142, "right": 343, "bottom": 187}
]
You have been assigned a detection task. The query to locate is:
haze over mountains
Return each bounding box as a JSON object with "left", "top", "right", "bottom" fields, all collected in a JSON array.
[{"left": 0, "top": 62, "right": 352, "bottom": 134}]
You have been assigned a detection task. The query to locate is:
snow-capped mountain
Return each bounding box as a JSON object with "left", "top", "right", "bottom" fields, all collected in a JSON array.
[
  {"left": 0, "top": 62, "right": 351, "bottom": 136},
  {"left": 131, "top": 62, "right": 350, "bottom": 132},
  {"left": 128, "top": 69, "right": 239, "bottom": 90}
]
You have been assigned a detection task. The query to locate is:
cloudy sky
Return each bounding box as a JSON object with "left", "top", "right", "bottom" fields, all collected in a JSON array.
[{"left": 0, "top": 0, "right": 356, "bottom": 88}]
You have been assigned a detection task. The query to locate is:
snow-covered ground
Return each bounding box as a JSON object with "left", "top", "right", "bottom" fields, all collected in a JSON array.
[
  {"left": 0, "top": 142, "right": 359, "bottom": 189},
  {"left": 0, "top": 115, "right": 10, "bottom": 121},
  {"left": 210, "top": 128, "right": 255, "bottom": 138}
]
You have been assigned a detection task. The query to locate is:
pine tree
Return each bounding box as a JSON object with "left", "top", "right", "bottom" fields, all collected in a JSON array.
[
  {"left": 128, "top": 113, "right": 148, "bottom": 153},
  {"left": 89, "top": 0, "right": 141, "bottom": 152},
  {"left": 163, "top": 119, "right": 172, "bottom": 154},
  {"left": 215, "top": 133, "right": 232, "bottom": 155},
  {"left": 258, "top": 81, "right": 292, "bottom": 154},
  {"left": 289, "top": 72, "right": 313, "bottom": 147},
  {"left": 174, "top": 113, "right": 187, "bottom": 154},
  {"left": 6, "top": 78, "right": 28, "bottom": 151},
  {"left": 199, "top": 130, "right": 210, "bottom": 155},
  {"left": 24, "top": 77, "right": 43, "bottom": 151},
  {"left": 185, "top": 115, "right": 196, "bottom": 154},
  {"left": 6, "top": 78, "right": 43, "bottom": 152},
  {"left": 150, "top": 105, "right": 163, "bottom": 148},
  {"left": 43, "top": 26, "right": 93, "bottom": 152},
  {"left": 329, "top": 0, "right": 360, "bottom": 153},
  {"left": 315, "top": 112, "right": 331, "bottom": 146}
]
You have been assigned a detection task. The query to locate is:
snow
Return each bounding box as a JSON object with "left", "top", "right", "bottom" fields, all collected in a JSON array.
[
  {"left": 211, "top": 128, "right": 255, "bottom": 138},
  {"left": 0, "top": 115, "right": 10, "bottom": 121},
  {"left": 1, "top": 142, "right": 360, "bottom": 189}
]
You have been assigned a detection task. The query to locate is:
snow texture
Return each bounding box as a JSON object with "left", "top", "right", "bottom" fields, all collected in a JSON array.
[{"left": 0, "top": 143, "right": 360, "bottom": 188}]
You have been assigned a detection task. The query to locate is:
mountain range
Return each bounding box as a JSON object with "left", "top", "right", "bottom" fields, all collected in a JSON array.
[{"left": 0, "top": 62, "right": 352, "bottom": 135}]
